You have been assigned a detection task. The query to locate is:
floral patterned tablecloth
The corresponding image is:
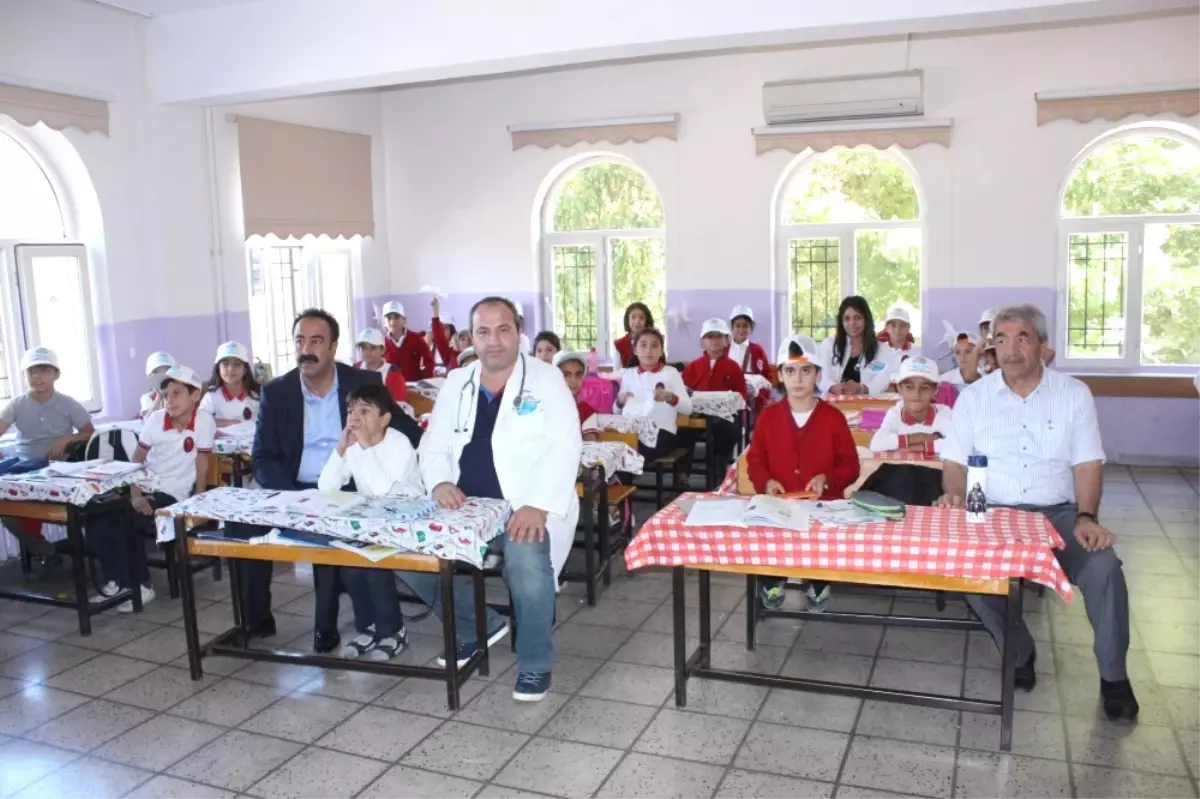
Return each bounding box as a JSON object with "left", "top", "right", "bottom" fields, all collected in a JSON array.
[
  {"left": 689, "top": 391, "right": 746, "bottom": 421},
  {"left": 744, "top": 374, "right": 773, "bottom": 397},
  {"left": 0, "top": 467, "right": 150, "bottom": 507},
  {"left": 596, "top": 414, "right": 659, "bottom": 447},
  {"left": 155, "top": 487, "right": 510, "bottom": 568},
  {"left": 580, "top": 442, "right": 643, "bottom": 477}
]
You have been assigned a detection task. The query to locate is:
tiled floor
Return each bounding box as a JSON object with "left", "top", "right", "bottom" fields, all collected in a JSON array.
[{"left": 0, "top": 465, "right": 1195, "bottom": 798}]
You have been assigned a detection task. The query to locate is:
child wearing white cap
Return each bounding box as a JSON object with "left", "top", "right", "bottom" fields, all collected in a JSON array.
[
  {"left": 939, "top": 333, "right": 984, "bottom": 388},
  {"left": 879, "top": 305, "right": 921, "bottom": 360},
  {"left": 380, "top": 300, "right": 435, "bottom": 382},
  {"left": 728, "top": 306, "right": 774, "bottom": 380},
  {"left": 139, "top": 351, "right": 177, "bottom": 419},
  {"left": 199, "top": 342, "right": 261, "bottom": 427},
  {"left": 355, "top": 329, "right": 407, "bottom": 402},
  {"left": 92, "top": 365, "right": 215, "bottom": 611},
  {"left": 870, "top": 356, "right": 954, "bottom": 456},
  {"left": 428, "top": 296, "right": 461, "bottom": 372},
  {"left": 978, "top": 309, "right": 997, "bottom": 341},
  {"left": 682, "top": 319, "right": 747, "bottom": 395},
  {"left": 554, "top": 351, "right": 600, "bottom": 441}
]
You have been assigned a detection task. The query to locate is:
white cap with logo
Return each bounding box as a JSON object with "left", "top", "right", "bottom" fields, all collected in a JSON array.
[
  {"left": 214, "top": 341, "right": 250, "bottom": 365},
  {"left": 701, "top": 318, "right": 730, "bottom": 337},
  {"left": 159, "top": 365, "right": 204, "bottom": 391},
  {"left": 144, "top": 351, "right": 176, "bottom": 376},
  {"left": 729, "top": 305, "right": 755, "bottom": 324},
  {"left": 381, "top": 301, "right": 405, "bottom": 318},
  {"left": 356, "top": 329, "right": 385, "bottom": 348},
  {"left": 553, "top": 350, "right": 587, "bottom": 369},
  {"left": 775, "top": 335, "right": 818, "bottom": 366},
  {"left": 21, "top": 347, "right": 59, "bottom": 371},
  {"left": 894, "top": 355, "right": 940, "bottom": 384},
  {"left": 885, "top": 306, "right": 911, "bottom": 325},
  {"left": 979, "top": 308, "right": 997, "bottom": 326}
]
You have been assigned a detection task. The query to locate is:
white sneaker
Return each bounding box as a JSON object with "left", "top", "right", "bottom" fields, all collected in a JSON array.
[
  {"left": 89, "top": 581, "right": 120, "bottom": 604},
  {"left": 117, "top": 585, "right": 155, "bottom": 613}
]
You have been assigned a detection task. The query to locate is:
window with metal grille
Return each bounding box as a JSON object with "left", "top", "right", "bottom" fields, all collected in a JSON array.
[
  {"left": 553, "top": 244, "right": 597, "bottom": 351},
  {"left": 789, "top": 238, "right": 840, "bottom": 341},
  {"left": 1059, "top": 128, "right": 1200, "bottom": 369}
]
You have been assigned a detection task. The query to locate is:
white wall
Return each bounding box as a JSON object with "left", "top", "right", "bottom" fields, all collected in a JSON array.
[{"left": 381, "top": 13, "right": 1200, "bottom": 297}]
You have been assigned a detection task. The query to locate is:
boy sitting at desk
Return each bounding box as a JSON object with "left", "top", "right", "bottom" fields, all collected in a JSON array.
[
  {"left": 870, "top": 356, "right": 953, "bottom": 457},
  {"left": 93, "top": 365, "right": 214, "bottom": 611},
  {"left": 318, "top": 383, "right": 422, "bottom": 661},
  {"left": 554, "top": 351, "right": 600, "bottom": 442},
  {"left": 0, "top": 347, "right": 96, "bottom": 568}
]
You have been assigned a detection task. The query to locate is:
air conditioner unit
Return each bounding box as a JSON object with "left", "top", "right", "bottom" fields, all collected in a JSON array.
[{"left": 763, "top": 70, "right": 924, "bottom": 126}]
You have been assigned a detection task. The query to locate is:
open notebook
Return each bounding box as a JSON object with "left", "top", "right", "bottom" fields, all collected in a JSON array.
[{"left": 683, "top": 495, "right": 811, "bottom": 531}]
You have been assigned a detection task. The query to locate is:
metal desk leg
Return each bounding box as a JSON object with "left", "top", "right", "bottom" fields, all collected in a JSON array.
[
  {"left": 66, "top": 505, "right": 91, "bottom": 636},
  {"left": 582, "top": 481, "right": 597, "bottom": 607},
  {"left": 705, "top": 427, "right": 717, "bottom": 490},
  {"left": 999, "top": 579, "right": 1024, "bottom": 752},
  {"left": 672, "top": 566, "right": 688, "bottom": 707},
  {"left": 698, "top": 570, "right": 711, "bottom": 669},
  {"left": 745, "top": 574, "right": 758, "bottom": 651},
  {"left": 176, "top": 519, "right": 204, "bottom": 679},
  {"left": 598, "top": 474, "right": 612, "bottom": 588},
  {"left": 440, "top": 560, "right": 460, "bottom": 710},
  {"left": 122, "top": 504, "right": 143, "bottom": 614},
  {"left": 473, "top": 567, "right": 489, "bottom": 678}
]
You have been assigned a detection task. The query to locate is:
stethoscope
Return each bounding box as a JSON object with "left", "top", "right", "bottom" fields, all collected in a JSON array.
[{"left": 455, "top": 354, "right": 528, "bottom": 433}]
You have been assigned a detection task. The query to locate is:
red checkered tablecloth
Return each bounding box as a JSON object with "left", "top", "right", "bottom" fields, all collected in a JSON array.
[{"left": 624, "top": 493, "right": 1073, "bottom": 601}]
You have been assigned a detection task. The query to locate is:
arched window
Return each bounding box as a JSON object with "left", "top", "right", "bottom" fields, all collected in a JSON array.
[
  {"left": 1059, "top": 127, "right": 1200, "bottom": 368},
  {"left": 0, "top": 126, "right": 101, "bottom": 409},
  {"left": 542, "top": 157, "right": 665, "bottom": 356},
  {"left": 777, "top": 148, "right": 922, "bottom": 342}
]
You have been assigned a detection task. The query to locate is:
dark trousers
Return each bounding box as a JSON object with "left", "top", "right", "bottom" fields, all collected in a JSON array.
[
  {"left": 88, "top": 491, "right": 175, "bottom": 588},
  {"left": 343, "top": 568, "right": 402, "bottom": 638},
  {"left": 637, "top": 429, "right": 678, "bottom": 462}
]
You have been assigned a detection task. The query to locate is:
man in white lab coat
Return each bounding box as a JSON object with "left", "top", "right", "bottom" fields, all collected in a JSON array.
[{"left": 405, "top": 297, "right": 581, "bottom": 703}]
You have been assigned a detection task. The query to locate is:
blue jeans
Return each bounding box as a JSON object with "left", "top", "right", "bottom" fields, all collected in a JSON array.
[{"left": 398, "top": 533, "right": 556, "bottom": 673}]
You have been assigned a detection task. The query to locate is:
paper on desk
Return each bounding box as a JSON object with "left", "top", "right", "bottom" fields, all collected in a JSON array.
[
  {"left": 287, "top": 490, "right": 364, "bottom": 517},
  {"left": 683, "top": 497, "right": 750, "bottom": 526},
  {"left": 623, "top": 395, "right": 657, "bottom": 418},
  {"left": 810, "top": 500, "right": 887, "bottom": 527},
  {"left": 216, "top": 421, "right": 256, "bottom": 438}
]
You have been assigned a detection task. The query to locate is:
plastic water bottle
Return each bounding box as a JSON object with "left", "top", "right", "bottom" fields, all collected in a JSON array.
[
  {"left": 587, "top": 347, "right": 599, "bottom": 376},
  {"left": 965, "top": 454, "right": 988, "bottom": 523}
]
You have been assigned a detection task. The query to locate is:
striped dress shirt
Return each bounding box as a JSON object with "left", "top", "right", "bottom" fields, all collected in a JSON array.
[{"left": 941, "top": 368, "right": 1105, "bottom": 507}]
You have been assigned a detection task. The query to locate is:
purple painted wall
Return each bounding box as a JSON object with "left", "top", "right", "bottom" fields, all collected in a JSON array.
[
  {"left": 663, "top": 288, "right": 778, "bottom": 361},
  {"left": 922, "top": 286, "right": 1058, "bottom": 356}
]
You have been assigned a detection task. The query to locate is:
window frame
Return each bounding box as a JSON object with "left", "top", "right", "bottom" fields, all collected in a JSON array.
[
  {"left": 774, "top": 148, "right": 924, "bottom": 344},
  {"left": 540, "top": 156, "right": 666, "bottom": 359},
  {"left": 1055, "top": 125, "right": 1200, "bottom": 373}
]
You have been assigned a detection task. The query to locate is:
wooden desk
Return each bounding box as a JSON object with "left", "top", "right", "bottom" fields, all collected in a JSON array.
[
  {"left": 827, "top": 396, "right": 899, "bottom": 412},
  {"left": 851, "top": 428, "right": 874, "bottom": 447},
  {"left": 171, "top": 517, "right": 490, "bottom": 710},
  {"left": 405, "top": 390, "right": 435, "bottom": 417}
]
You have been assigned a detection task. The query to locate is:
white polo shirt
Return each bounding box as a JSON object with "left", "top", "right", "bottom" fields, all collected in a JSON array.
[
  {"left": 138, "top": 407, "right": 216, "bottom": 502},
  {"left": 139, "top": 390, "right": 164, "bottom": 419},
  {"left": 617, "top": 364, "right": 693, "bottom": 435},
  {"left": 870, "top": 403, "right": 954, "bottom": 456},
  {"left": 198, "top": 386, "right": 259, "bottom": 424},
  {"left": 941, "top": 368, "right": 1105, "bottom": 506}
]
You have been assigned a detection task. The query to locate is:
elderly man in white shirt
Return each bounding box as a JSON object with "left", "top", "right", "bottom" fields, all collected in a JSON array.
[{"left": 937, "top": 304, "right": 1138, "bottom": 722}]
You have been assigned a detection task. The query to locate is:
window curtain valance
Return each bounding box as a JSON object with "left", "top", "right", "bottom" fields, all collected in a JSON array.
[
  {"left": 1036, "top": 84, "right": 1199, "bottom": 126},
  {"left": 509, "top": 115, "right": 679, "bottom": 150},
  {"left": 235, "top": 115, "right": 374, "bottom": 239},
  {"left": 753, "top": 119, "right": 952, "bottom": 155},
  {"left": 0, "top": 80, "right": 109, "bottom": 135}
]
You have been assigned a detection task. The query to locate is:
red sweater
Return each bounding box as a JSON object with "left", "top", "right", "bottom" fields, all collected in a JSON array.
[
  {"left": 727, "top": 341, "right": 775, "bottom": 385},
  {"left": 384, "top": 329, "right": 434, "bottom": 381},
  {"left": 682, "top": 355, "right": 747, "bottom": 395},
  {"left": 430, "top": 316, "right": 458, "bottom": 370},
  {"left": 746, "top": 399, "right": 860, "bottom": 499},
  {"left": 353, "top": 363, "right": 408, "bottom": 403},
  {"left": 614, "top": 334, "right": 634, "bottom": 367}
]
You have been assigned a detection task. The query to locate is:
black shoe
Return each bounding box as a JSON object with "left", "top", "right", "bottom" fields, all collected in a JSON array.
[
  {"left": 1101, "top": 678, "right": 1139, "bottom": 721},
  {"left": 246, "top": 615, "right": 276, "bottom": 639},
  {"left": 314, "top": 630, "right": 341, "bottom": 654},
  {"left": 1014, "top": 648, "right": 1037, "bottom": 692}
]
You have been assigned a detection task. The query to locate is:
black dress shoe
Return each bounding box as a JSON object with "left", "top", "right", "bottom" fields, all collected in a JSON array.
[
  {"left": 246, "top": 615, "right": 276, "bottom": 639},
  {"left": 314, "top": 630, "right": 341, "bottom": 654},
  {"left": 1015, "top": 648, "right": 1037, "bottom": 692},
  {"left": 1101, "top": 678, "right": 1139, "bottom": 721}
]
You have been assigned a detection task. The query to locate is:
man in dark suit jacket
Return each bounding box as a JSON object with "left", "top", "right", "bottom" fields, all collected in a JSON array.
[{"left": 233, "top": 308, "right": 422, "bottom": 652}]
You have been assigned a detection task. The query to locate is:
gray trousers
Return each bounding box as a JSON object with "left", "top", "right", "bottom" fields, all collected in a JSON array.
[{"left": 965, "top": 503, "right": 1130, "bottom": 681}]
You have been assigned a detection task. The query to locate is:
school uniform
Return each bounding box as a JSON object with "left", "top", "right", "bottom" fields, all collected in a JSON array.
[
  {"left": 198, "top": 385, "right": 260, "bottom": 424},
  {"left": 430, "top": 316, "right": 458, "bottom": 370},
  {"left": 384, "top": 329, "right": 434, "bottom": 382},
  {"left": 745, "top": 399, "right": 859, "bottom": 499},
  {"left": 681, "top": 355, "right": 744, "bottom": 466},
  {"left": 139, "top": 390, "right": 164, "bottom": 419},
  {"left": 354, "top": 362, "right": 408, "bottom": 403},
  {"left": 939, "top": 367, "right": 983, "bottom": 387},
  {"left": 577, "top": 400, "right": 599, "bottom": 437},
  {"left": 91, "top": 407, "right": 215, "bottom": 589},
  {"left": 728, "top": 340, "right": 775, "bottom": 383},
  {"left": 869, "top": 404, "right": 954, "bottom": 456},
  {"left": 617, "top": 364, "right": 692, "bottom": 460},
  {"left": 816, "top": 337, "right": 899, "bottom": 396},
  {"left": 614, "top": 334, "right": 634, "bottom": 368}
]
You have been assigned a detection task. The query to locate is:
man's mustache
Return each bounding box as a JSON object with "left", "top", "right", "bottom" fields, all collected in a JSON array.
[{"left": 297, "top": 354, "right": 319, "bottom": 365}]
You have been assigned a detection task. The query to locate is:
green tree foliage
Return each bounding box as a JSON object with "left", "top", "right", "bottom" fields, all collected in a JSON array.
[
  {"left": 552, "top": 163, "right": 663, "bottom": 231},
  {"left": 1063, "top": 136, "right": 1200, "bottom": 365}
]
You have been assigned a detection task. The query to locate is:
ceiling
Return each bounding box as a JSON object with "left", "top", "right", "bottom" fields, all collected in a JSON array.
[{"left": 88, "top": 0, "right": 264, "bottom": 16}]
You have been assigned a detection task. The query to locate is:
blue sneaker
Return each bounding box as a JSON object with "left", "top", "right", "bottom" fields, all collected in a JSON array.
[
  {"left": 436, "top": 621, "right": 509, "bottom": 668},
  {"left": 513, "top": 671, "right": 551, "bottom": 702}
]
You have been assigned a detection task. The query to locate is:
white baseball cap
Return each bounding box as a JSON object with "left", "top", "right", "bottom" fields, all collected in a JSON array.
[
  {"left": 144, "top": 351, "right": 176, "bottom": 376},
  {"left": 457, "top": 346, "right": 477, "bottom": 363},
  {"left": 893, "top": 355, "right": 939, "bottom": 384},
  {"left": 884, "top": 306, "right": 911, "bottom": 325},
  {"left": 775, "top": 335, "right": 819, "bottom": 367},
  {"left": 553, "top": 350, "right": 587, "bottom": 369},
  {"left": 981, "top": 337, "right": 997, "bottom": 352},
  {"left": 979, "top": 308, "right": 997, "bottom": 326},
  {"left": 701, "top": 318, "right": 730, "bottom": 337},
  {"left": 954, "top": 332, "right": 980, "bottom": 347},
  {"left": 514, "top": 301, "right": 525, "bottom": 318},
  {"left": 21, "top": 347, "right": 58, "bottom": 371},
  {"left": 729, "top": 305, "right": 755, "bottom": 324},
  {"left": 440, "top": 314, "right": 455, "bottom": 327},
  {"left": 356, "top": 328, "right": 385, "bottom": 347},
  {"left": 214, "top": 341, "right": 250, "bottom": 365},
  {"left": 381, "top": 301, "right": 405, "bottom": 318},
  {"left": 159, "top": 365, "right": 204, "bottom": 391}
]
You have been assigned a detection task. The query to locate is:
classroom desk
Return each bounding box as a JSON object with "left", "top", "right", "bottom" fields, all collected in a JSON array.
[
  {"left": 851, "top": 450, "right": 943, "bottom": 494},
  {"left": 826, "top": 394, "right": 900, "bottom": 413},
  {"left": 625, "top": 496, "right": 1072, "bottom": 752},
  {"left": 405, "top": 388, "right": 435, "bottom": 417},
  {"left": 565, "top": 442, "right": 643, "bottom": 605},
  {"left": 0, "top": 467, "right": 149, "bottom": 634}
]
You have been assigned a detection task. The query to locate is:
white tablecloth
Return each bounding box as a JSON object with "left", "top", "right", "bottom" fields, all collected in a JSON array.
[
  {"left": 596, "top": 414, "right": 659, "bottom": 447},
  {"left": 689, "top": 391, "right": 746, "bottom": 421},
  {"left": 580, "top": 442, "right": 644, "bottom": 477}
]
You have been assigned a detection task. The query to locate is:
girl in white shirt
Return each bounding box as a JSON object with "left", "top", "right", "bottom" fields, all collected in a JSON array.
[
  {"left": 870, "top": 356, "right": 954, "bottom": 456},
  {"left": 199, "top": 341, "right": 260, "bottom": 428},
  {"left": 817, "top": 296, "right": 898, "bottom": 396},
  {"left": 939, "top": 333, "right": 985, "bottom": 389},
  {"left": 615, "top": 328, "right": 692, "bottom": 460}
]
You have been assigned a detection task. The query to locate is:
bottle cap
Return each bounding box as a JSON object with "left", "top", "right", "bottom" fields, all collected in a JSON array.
[{"left": 968, "top": 454, "right": 989, "bottom": 468}]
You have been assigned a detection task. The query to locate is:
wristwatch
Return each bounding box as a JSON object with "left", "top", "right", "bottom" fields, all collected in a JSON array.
[{"left": 1076, "top": 511, "right": 1099, "bottom": 524}]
